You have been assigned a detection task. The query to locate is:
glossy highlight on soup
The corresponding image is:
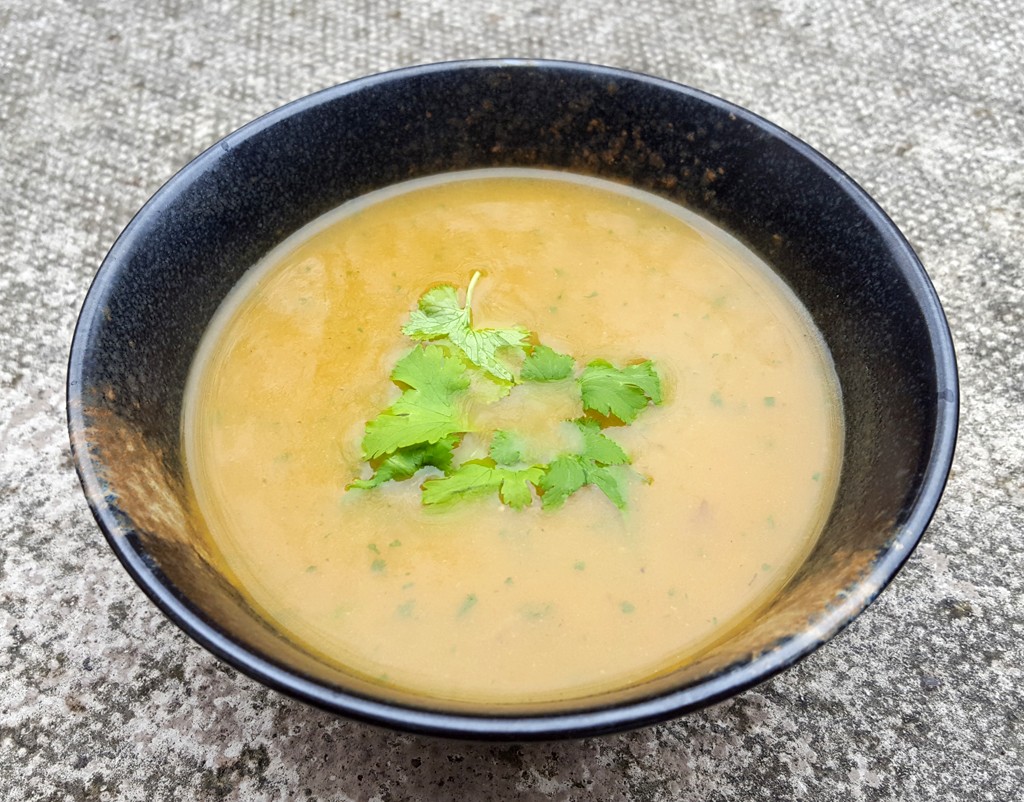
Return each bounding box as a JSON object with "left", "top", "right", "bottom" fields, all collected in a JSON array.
[{"left": 183, "top": 169, "right": 843, "bottom": 704}]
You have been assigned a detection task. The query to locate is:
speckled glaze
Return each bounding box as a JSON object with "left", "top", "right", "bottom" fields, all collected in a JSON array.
[{"left": 66, "top": 60, "right": 958, "bottom": 740}]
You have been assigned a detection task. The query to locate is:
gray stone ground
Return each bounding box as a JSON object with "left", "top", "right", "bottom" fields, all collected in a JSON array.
[{"left": 1, "top": 0, "right": 1022, "bottom": 799}]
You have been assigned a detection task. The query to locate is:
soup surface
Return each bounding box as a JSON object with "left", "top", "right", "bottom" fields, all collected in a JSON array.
[{"left": 183, "top": 170, "right": 842, "bottom": 703}]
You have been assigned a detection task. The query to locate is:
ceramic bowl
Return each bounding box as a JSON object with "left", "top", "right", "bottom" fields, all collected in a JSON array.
[{"left": 67, "top": 60, "right": 958, "bottom": 739}]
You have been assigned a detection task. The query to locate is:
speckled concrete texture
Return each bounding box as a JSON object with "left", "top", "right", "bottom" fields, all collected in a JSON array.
[{"left": 1, "top": 0, "right": 1021, "bottom": 799}]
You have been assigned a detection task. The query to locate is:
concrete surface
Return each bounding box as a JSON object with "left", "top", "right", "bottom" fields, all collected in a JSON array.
[{"left": 1, "top": 0, "right": 1022, "bottom": 799}]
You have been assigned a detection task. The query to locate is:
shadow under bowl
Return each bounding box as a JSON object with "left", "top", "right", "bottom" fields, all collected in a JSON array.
[{"left": 67, "top": 59, "right": 958, "bottom": 740}]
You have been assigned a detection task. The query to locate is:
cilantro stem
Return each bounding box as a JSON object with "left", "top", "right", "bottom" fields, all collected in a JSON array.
[{"left": 465, "top": 270, "right": 482, "bottom": 315}]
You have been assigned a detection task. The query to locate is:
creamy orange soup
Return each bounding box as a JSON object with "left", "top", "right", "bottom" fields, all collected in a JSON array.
[{"left": 183, "top": 170, "right": 842, "bottom": 703}]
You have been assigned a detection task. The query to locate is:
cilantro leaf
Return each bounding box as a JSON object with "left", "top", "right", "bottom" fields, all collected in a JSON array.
[
  {"left": 457, "top": 326, "right": 531, "bottom": 384},
  {"left": 586, "top": 463, "right": 631, "bottom": 509},
  {"left": 539, "top": 455, "right": 632, "bottom": 510},
  {"left": 422, "top": 461, "right": 544, "bottom": 509},
  {"left": 521, "top": 344, "right": 575, "bottom": 382},
  {"left": 389, "top": 342, "right": 471, "bottom": 397},
  {"left": 361, "top": 345, "right": 470, "bottom": 459},
  {"left": 402, "top": 273, "right": 529, "bottom": 383},
  {"left": 538, "top": 422, "right": 633, "bottom": 510},
  {"left": 349, "top": 435, "right": 457, "bottom": 490},
  {"left": 497, "top": 466, "right": 544, "bottom": 510},
  {"left": 620, "top": 361, "right": 663, "bottom": 404},
  {"left": 421, "top": 462, "right": 499, "bottom": 505},
  {"left": 574, "top": 418, "right": 629, "bottom": 465},
  {"left": 489, "top": 430, "right": 523, "bottom": 465},
  {"left": 401, "top": 285, "right": 466, "bottom": 339},
  {"left": 579, "top": 359, "right": 663, "bottom": 423},
  {"left": 538, "top": 455, "right": 587, "bottom": 509}
]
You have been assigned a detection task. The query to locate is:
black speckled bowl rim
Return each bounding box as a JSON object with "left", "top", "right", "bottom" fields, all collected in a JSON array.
[{"left": 68, "top": 59, "right": 959, "bottom": 740}]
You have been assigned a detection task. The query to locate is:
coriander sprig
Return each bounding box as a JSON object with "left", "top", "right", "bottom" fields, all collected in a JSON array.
[{"left": 402, "top": 271, "right": 530, "bottom": 383}]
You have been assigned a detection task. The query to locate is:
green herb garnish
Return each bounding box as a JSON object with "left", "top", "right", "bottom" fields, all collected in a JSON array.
[{"left": 349, "top": 273, "right": 663, "bottom": 511}]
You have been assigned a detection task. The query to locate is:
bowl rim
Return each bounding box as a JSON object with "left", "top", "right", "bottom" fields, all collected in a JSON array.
[{"left": 67, "top": 57, "right": 959, "bottom": 740}]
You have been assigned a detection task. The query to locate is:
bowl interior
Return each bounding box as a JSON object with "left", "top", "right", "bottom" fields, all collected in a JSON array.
[{"left": 68, "top": 60, "right": 957, "bottom": 739}]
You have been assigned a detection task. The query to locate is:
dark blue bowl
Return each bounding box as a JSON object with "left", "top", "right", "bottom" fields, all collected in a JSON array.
[{"left": 67, "top": 60, "right": 958, "bottom": 740}]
